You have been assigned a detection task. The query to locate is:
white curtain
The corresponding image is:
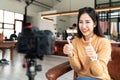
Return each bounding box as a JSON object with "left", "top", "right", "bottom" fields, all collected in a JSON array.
[
  {"left": 111, "top": 22, "right": 117, "bottom": 34},
  {"left": 99, "top": 21, "right": 108, "bottom": 33}
]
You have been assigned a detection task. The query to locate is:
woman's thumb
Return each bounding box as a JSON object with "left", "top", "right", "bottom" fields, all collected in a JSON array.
[
  {"left": 67, "top": 37, "right": 73, "bottom": 49},
  {"left": 88, "top": 38, "right": 92, "bottom": 46}
]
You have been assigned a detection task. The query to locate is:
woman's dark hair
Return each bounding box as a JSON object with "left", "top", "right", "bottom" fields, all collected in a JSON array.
[{"left": 77, "top": 7, "right": 104, "bottom": 38}]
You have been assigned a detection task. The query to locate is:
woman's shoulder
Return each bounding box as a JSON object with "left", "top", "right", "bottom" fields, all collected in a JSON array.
[
  {"left": 71, "top": 37, "right": 83, "bottom": 45},
  {"left": 72, "top": 37, "right": 81, "bottom": 42},
  {"left": 97, "top": 36, "right": 111, "bottom": 44},
  {"left": 99, "top": 36, "right": 110, "bottom": 41}
]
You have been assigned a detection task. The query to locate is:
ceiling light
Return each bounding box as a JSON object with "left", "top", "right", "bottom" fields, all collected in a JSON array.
[
  {"left": 41, "top": 6, "right": 120, "bottom": 18},
  {"left": 41, "top": 17, "right": 54, "bottom": 21},
  {"left": 96, "top": 6, "right": 120, "bottom": 12},
  {"left": 41, "top": 10, "right": 78, "bottom": 17}
]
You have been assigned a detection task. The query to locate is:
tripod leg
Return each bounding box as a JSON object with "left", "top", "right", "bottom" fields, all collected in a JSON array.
[
  {"left": 27, "top": 59, "right": 36, "bottom": 80},
  {"left": 28, "top": 76, "right": 34, "bottom": 80}
]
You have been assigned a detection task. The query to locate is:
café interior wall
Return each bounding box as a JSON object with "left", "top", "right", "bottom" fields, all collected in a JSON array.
[
  {"left": 51, "top": 0, "right": 94, "bottom": 33},
  {"left": 70, "top": 16, "right": 78, "bottom": 27},
  {"left": 0, "top": 0, "right": 95, "bottom": 32},
  {"left": 37, "top": 10, "right": 71, "bottom": 34},
  {"left": 0, "top": 0, "right": 47, "bottom": 27},
  {"left": 32, "top": 0, "right": 95, "bottom": 33},
  {"left": 0, "top": 0, "right": 45, "bottom": 15},
  {"left": 37, "top": 10, "right": 57, "bottom": 34},
  {"left": 56, "top": 16, "right": 71, "bottom": 32},
  {"left": 53, "top": 0, "right": 94, "bottom": 12}
]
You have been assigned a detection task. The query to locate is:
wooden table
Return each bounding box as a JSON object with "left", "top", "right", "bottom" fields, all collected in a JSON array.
[
  {"left": 111, "top": 42, "right": 120, "bottom": 47},
  {"left": 0, "top": 41, "right": 16, "bottom": 60}
]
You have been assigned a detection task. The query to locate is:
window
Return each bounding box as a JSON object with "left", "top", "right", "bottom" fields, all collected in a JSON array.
[
  {"left": 15, "top": 13, "right": 23, "bottom": 20},
  {"left": 0, "top": 9, "right": 23, "bottom": 39},
  {"left": 4, "top": 24, "right": 14, "bottom": 29},
  {"left": 4, "top": 29, "right": 14, "bottom": 38},
  {"left": 0, "top": 23, "right": 3, "bottom": 33},
  {"left": 0, "top": 23, "right": 2, "bottom": 28},
  {"left": 0, "top": 10, "right": 3, "bottom": 22},
  {"left": 4, "top": 11, "right": 14, "bottom": 24},
  {"left": 15, "top": 20, "right": 23, "bottom": 36},
  {"left": 95, "top": 0, "right": 120, "bottom": 41}
]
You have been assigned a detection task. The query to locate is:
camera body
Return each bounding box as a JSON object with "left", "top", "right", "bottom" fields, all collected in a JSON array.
[
  {"left": 17, "top": 27, "right": 55, "bottom": 60},
  {"left": 17, "top": 27, "right": 55, "bottom": 80}
]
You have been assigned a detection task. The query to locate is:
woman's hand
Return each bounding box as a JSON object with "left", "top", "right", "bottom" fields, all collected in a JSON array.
[
  {"left": 63, "top": 38, "right": 74, "bottom": 57},
  {"left": 85, "top": 38, "right": 98, "bottom": 61}
]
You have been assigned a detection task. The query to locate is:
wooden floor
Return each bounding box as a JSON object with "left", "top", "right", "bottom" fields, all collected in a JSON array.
[{"left": 0, "top": 49, "right": 73, "bottom": 80}]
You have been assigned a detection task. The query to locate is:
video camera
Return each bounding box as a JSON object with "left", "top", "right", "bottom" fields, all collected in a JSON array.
[
  {"left": 17, "top": 26, "right": 55, "bottom": 80},
  {"left": 17, "top": 27, "right": 55, "bottom": 60}
]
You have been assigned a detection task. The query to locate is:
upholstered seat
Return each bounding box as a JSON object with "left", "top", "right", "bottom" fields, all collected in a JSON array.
[{"left": 46, "top": 46, "right": 120, "bottom": 80}]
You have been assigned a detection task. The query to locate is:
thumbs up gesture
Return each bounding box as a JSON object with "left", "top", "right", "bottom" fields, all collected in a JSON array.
[
  {"left": 63, "top": 37, "right": 74, "bottom": 57},
  {"left": 85, "top": 38, "right": 97, "bottom": 61}
]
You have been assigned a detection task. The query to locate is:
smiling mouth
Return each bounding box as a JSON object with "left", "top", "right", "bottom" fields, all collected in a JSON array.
[{"left": 82, "top": 30, "right": 88, "bottom": 34}]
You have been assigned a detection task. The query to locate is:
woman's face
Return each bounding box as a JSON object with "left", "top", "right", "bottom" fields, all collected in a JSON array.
[{"left": 79, "top": 13, "right": 96, "bottom": 38}]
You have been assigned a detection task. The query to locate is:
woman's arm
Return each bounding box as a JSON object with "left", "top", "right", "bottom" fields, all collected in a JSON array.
[
  {"left": 68, "top": 39, "right": 82, "bottom": 73},
  {"left": 90, "top": 38, "right": 111, "bottom": 76}
]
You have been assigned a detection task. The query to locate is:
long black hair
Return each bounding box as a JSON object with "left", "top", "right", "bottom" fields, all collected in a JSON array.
[{"left": 77, "top": 7, "right": 104, "bottom": 38}]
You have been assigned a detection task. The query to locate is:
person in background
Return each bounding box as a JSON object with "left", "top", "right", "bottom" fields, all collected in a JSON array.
[
  {"left": 10, "top": 30, "right": 17, "bottom": 41},
  {"left": 70, "top": 23, "right": 77, "bottom": 29},
  {"left": 66, "top": 23, "right": 77, "bottom": 39},
  {"left": 63, "top": 7, "right": 111, "bottom": 80},
  {"left": 62, "top": 30, "right": 68, "bottom": 40}
]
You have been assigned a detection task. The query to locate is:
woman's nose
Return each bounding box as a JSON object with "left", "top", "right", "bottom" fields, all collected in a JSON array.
[{"left": 81, "top": 23, "right": 86, "bottom": 28}]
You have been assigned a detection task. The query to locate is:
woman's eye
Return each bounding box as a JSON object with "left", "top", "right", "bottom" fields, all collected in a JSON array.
[
  {"left": 86, "top": 22, "right": 90, "bottom": 23},
  {"left": 79, "top": 21, "right": 82, "bottom": 23}
]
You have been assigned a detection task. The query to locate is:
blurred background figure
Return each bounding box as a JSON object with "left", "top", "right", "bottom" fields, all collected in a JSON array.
[
  {"left": 9, "top": 31, "right": 17, "bottom": 41},
  {"left": 66, "top": 23, "right": 77, "bottom": 39}
]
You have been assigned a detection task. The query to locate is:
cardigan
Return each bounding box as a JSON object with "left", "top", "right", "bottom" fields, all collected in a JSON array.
[{"left": 69, "top": 34, "right": 111, "bottom": 80}]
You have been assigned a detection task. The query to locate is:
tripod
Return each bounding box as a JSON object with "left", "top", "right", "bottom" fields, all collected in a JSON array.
[{"left": 26, "top": 59, "right": 42, "bottom": 80}]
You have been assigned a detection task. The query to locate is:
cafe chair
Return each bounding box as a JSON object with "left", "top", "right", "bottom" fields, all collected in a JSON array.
[{"left": 46, "top": 46, "right": 120, "bottom": 80}]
